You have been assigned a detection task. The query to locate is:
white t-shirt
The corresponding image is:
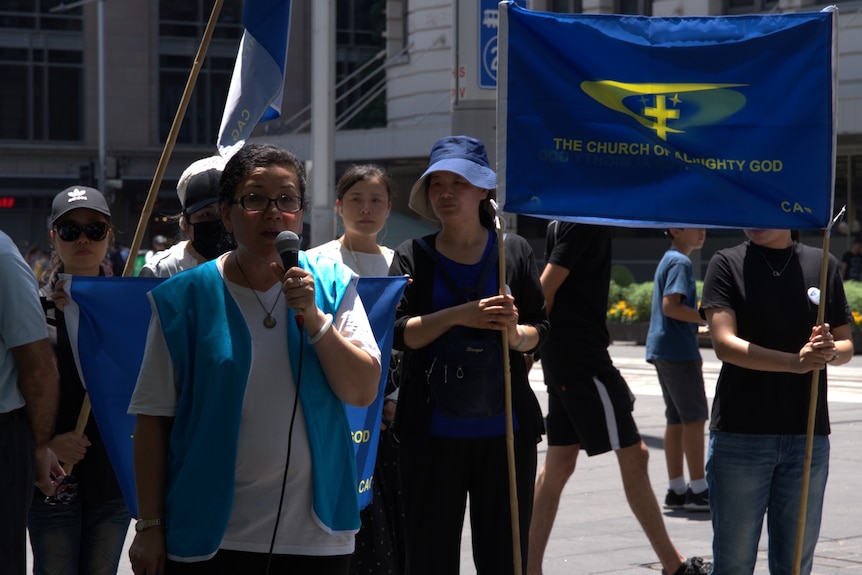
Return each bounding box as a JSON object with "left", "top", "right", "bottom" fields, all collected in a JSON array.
[
  {"left": 0, "top": 231, "right": 49, "bottom": 412},
  {"left": 308, "top": 239, "right": 393, "bottom": 277},
  {"left": 138, "top": 240, "right": 200, "bottom": 278},
  {"left": 129, "top": 256, "right": 379, "bottom": 556}
]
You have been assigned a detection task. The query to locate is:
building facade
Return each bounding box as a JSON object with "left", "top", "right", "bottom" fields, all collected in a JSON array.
[{"left": 2, "top": 0, "right": 860, "bottom": 279}]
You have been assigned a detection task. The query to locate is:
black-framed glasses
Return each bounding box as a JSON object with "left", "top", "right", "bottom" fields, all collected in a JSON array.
[
  {"left": 54, "top": 222, "right": 109, "bottom": 242},
  {"left": 233, "top": 194, "right": 303, "bottom": 214}
]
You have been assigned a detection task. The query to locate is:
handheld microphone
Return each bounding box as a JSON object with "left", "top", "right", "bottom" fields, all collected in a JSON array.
[{"left": 275, "top": 230, "right": 303, "bottom": 329}]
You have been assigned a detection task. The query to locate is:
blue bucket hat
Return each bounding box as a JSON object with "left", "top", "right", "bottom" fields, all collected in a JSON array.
[{"left": 408, "top": 135, "right": 497, "bottom": 221}]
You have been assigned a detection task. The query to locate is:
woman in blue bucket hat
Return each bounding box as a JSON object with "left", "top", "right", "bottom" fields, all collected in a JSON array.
[{"left": 390, "top": 135, "right": 549, "bottom": 573}]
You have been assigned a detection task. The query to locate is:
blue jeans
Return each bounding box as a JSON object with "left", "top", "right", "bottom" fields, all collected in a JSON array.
[
  {"left": 28, "top": 495, "right": 130, "bottom": 575},
  {"left": 707, "top": 432, "right": 829, "bottom": 575}
]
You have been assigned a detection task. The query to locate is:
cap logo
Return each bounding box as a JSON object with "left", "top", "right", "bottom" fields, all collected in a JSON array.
[{"left": 67, "top": 188, "right": 89, "bottom": 203}]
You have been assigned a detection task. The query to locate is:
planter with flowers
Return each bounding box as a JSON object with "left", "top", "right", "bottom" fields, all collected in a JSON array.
[
  {"left": 606, "top": 280, "right": 710, "bottom": 346},
  {"left": 606, "top": 281, "right": 654, "bottom": 345},
  {"left": 607, "top": 279, "right": 862, "bottom": 353}
]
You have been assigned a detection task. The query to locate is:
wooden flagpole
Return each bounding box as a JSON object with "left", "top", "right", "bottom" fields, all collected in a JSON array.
[
  {"left": 792, "top": 208, "right": 844, "bottom": 574},
  {"left": 122, "top": 0, "right": 225, "bottom": 277},
  {"left": 62, "top": 395, "right": 90, "bottom": 476},
  {"left": 65, "top": 0, "right": 225, "bottom": 478},
  {"left": 492, "top": 201, "right": 523, "bottom": 575}
]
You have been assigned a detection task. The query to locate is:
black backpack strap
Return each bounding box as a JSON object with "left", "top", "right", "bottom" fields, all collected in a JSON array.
[{"left": 416, "top": 234, "right": 498, "bottom": 303}]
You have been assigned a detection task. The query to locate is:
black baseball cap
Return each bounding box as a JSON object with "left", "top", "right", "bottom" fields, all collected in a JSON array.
[{"left": 51, "top": 186, "right": 111, "bottom": 225}]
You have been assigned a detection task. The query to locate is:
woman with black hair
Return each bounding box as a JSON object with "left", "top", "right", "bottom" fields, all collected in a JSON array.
[{"left": 29, "top": 185, "right": 131, "bottom": 575}]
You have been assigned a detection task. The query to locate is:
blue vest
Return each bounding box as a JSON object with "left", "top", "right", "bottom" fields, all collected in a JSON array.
[{"left": 150, "top": 254, "right": 359, "bottom": 560}]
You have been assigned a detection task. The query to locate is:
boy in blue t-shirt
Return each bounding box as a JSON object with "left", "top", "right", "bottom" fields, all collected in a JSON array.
[{"left": 646, "top": 228, "right": 710, "bottom": 512}]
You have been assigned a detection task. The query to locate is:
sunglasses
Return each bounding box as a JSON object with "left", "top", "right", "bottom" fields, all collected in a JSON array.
[
  {"left": 54, "top": 222, "right": 109, "bottom": 242},
  {"left": 44, "top": 475, "right": 78, "bottom": 506}
]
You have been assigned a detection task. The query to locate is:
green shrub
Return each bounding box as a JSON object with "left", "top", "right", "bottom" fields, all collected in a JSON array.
[
  {"left": 622, "top": 281, "right": 654, "bottom": 322},
  {"left": 608, "top": 280, "right": 625, "bottom": 308},
  {"left": 610, "top": 264, "right": 635, "bottom": 287},
  {"left": 843, "top": 280, "right": 862, "bottom": 329},
  {"left": 608, "top": 279, "right": 861, "bottom": 329}
]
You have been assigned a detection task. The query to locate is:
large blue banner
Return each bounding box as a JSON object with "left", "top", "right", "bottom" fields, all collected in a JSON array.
[
  {"left": 64, "top": 274, "right": 406, "bottom": 517},
  {"left": 498, "top": 3, "right": 837, "bottom": 229}
]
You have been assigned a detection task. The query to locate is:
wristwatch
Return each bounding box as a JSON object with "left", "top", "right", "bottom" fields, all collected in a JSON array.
[
  {"left": 135, "top": 518, "right": 163, "bottom": 532},
  {"left": 828, "top": 350, "right": 840, "bottom": 363}
]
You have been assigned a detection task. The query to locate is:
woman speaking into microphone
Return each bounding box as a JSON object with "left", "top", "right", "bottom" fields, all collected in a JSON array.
[{"left": 128, "top": 143, "right": 381, "bottom": 575}]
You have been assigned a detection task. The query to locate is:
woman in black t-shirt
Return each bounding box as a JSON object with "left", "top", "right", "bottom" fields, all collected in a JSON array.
[{"left": 701, "top": 228, "right": 853, "bottom": 574}]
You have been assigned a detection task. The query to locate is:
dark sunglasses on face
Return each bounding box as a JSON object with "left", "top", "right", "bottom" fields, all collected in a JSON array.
[
  {"left": 54, "top": 221, "right": 109, "bottom": 242},
  {"left": 44, "top": 475, "right": 78, "bottom": 506}
]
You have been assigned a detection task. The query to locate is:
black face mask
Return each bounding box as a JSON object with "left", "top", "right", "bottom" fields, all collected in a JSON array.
[{"left": 190, "top": 220, "right": 235, "bottom": 260}]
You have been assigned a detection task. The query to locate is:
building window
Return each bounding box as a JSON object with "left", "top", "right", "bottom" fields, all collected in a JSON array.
[
  {"left": 158, "top": 53, "right": 234, "bottom": 145},
  {"left": 334, "top": 0, "right": 386, "bottom": 129},
  {"left": 725, "top": 0, "right": 780, "bottom": 14},
  {"left": 617, "top": 0, "right": 652, "bottom": 15},
  {"left": 0, "top": 3, "right": 83, "bottom": 142},
  {"left": 835, "top": 155, "right": 862, "bottom": 239},
  {"left": 0, "top": 1, "right": 83, "bottom": 32},
  {"left": 551, "top": 0, "right": 584, "bottom": 13},
  {"left": 158, "top": 0, "right": 242, "bottom": 145}
]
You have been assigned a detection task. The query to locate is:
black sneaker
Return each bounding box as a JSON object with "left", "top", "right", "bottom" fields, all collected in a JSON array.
[
  {"left": 662, "top": 556, "right": 713, "bottom": 575},
  {"left": 684, "top": 487, "right": 710, "bottom": 512},
  {"left": 663, "top": 489, "right": 686, "bottom": 510}
]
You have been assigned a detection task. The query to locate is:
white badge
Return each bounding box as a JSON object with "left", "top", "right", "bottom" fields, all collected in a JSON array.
[{"left": 807, "top": 287, "right": 820, "bottom": 305}]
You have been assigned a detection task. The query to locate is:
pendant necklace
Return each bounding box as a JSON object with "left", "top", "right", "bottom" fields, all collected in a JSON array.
[
  {"left": 340, "top": 236, "right": 369, "bottom": 276},
  {"left": 757, "top": 244, "right": 796, "bottom": 277},
  {"left": 235, "top": 254, "right": 279, "bottom": 328}
]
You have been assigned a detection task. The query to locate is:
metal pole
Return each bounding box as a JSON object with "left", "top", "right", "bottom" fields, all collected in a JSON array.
[
  {"left": 97, "top": 0, "right": 105, "bottom": 192},
  {"left": 49, "top": 0, "right": 105, "bottom": 191},
  {"left": 310, "top": 0, "right": 335, "bottom": 248}
]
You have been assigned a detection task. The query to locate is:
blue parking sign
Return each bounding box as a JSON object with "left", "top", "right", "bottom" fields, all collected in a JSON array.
[{"left": 479, "top": 0, "right": 499, "bottom": 89}]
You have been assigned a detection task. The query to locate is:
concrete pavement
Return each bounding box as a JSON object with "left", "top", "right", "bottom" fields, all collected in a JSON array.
[
  {"left": 27, "top": 344, "right": 862, "bottom": 574},
  {"left": 458, "top": 343, "right": 862, "bottom": 574}
]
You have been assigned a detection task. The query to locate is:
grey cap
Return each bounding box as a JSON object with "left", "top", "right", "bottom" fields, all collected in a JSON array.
[{"left": 177, "top": 155, "right": 226, "bottom": 214}]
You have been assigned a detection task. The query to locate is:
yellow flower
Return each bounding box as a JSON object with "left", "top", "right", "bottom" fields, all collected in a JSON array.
[{"left": 607, "top": 300, "right": 639, "bottom": 323}]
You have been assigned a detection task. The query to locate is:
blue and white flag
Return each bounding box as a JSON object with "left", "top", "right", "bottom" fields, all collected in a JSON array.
[
  {"left": 498, "top": 3, "right": 837, "bottom": 229},
  {"left": 350, "top": 277, "right": 408, "bottom": 508},
  {"left": 217, "top": 0, "right": 292, "bottom": 158},
  {"left": 64, "top": 273, "right": 406, "bottom": 517},
  {"left": 62, "top": 276, "right": 164, "bottom": 518}
]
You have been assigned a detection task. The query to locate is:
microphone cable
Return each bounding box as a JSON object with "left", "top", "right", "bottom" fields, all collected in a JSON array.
[{"left": 264, "top": 323, "right": 304, "bottom": 575}]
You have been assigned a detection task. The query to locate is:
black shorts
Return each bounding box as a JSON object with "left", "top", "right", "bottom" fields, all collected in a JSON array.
[
  {"left": 651, "top": 359, "right": 709, "bottom": 425},
  {"left": 542, "top": 341, "right": 641, "bottom": 455}
]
